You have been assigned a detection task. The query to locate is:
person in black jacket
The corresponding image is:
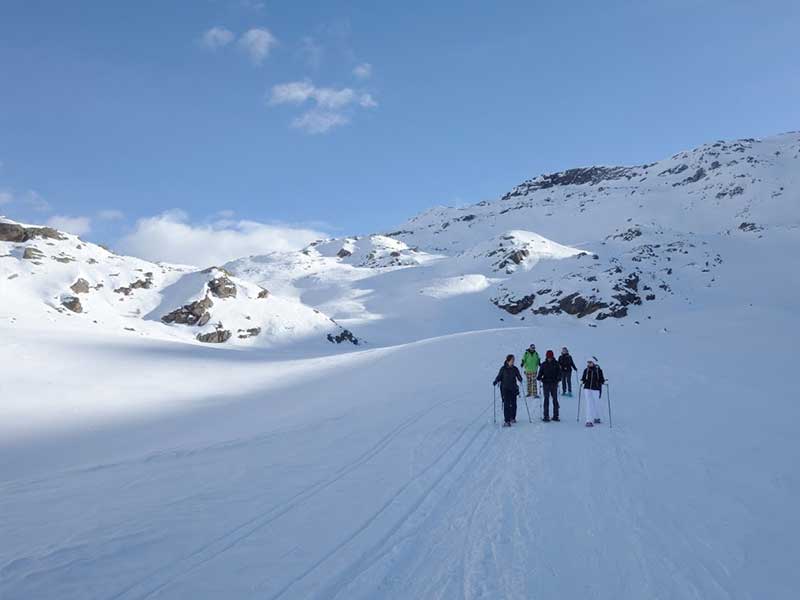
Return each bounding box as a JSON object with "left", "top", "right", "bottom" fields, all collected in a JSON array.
[
  {"left": 580, "top": 358, "right": 606, "bottom": 427},
  {"left": 493, "top": 354, "right": 522, "bottom": 427},
  {"left": 558, "top": 347, "right": 578, "bottom": 396},
  {"left": 536, "top": 350, "right": 561, "bottom": 422}
]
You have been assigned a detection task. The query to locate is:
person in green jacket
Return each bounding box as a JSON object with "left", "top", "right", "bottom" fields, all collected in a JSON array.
[{"left": 521, "top": 344, "right": 541, "bottom": 397}]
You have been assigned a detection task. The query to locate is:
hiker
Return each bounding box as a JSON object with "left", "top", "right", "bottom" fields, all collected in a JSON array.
[
  {"left": 521, "top": 344, "right": 541, "bottom": 398},
  {"left": 558, "top": 347, "right": 578, "bottom": 396},
  {"left": 581, "top": 358, "right": 606, "bottom": 427},
  {"left": 493, "top": 354, "right": 523, "bottom": 427},
  {"left": 537, "top": 350, "right": 561, "bottom": 422}
]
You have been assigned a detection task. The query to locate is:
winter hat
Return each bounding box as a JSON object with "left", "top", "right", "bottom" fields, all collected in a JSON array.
[
  {"left": 561, "top": 347, "right": 568, "bottom": 354},
  {"left": 587, "top": 357, "right": 595, "bottom": 365},
  {"left": 546, "top": 350, "right": 555, "bottom": 359}
]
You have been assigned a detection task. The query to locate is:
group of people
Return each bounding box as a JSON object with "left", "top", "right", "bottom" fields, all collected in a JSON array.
[{"left": 492, "top": 344, "right": 606, "bottom": 428}]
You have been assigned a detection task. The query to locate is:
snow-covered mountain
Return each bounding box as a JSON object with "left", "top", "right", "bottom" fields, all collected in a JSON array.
[
  {"left": 2, "top": 132, "right": 799, "bottom": 600},
  {"left": 227, "top": 131, "right": 800, "bottom": 344},
  {"left": 0, "top": 219, "right": 357, "bottom": 348}
]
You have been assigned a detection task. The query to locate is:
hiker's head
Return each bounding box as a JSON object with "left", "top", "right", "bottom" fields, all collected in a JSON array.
[
  {"left": 546, "top": 350, "right": 555, "bottom": 360},
  {"left": 587, "top": 358, "right": 595, "bottom": 367},
  {"left": 529, "top": 344, "right": 535, "bottom": 350},
  {"left": 505, "top": 354, "right": 515, "bottom": 366},
  {"left": 561, "top": 347, "right": 568, "bottom": 354}
]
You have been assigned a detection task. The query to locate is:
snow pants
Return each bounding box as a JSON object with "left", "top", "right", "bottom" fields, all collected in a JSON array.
[
  {"left": 501, "top": 388, "right": 518, "bottom": 423},
  {"left": 542, "top": 381, "right": 559, "bottom": 420},
  {"left": 583, "top": 388, "right": 602, "bottom": 423},
  {"left": 525, "top": 371, "right": 538, "bottom": 397},
  {"left": 560, "top": 370, "right": 572, "bottom": 394}
]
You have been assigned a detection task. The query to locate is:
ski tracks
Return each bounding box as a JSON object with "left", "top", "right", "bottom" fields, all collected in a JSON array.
[{"left": 106, "top": 394, "right": 463, "bottom": 600}]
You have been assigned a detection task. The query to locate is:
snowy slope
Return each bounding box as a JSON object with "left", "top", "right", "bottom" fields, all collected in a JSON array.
[
  {"left": 227, "top": 132, "right": 800, "bottom": 344},
  {"left": 0, "top": 218, "right": 356, "bottom": 348},
  {"left": 1, "top": 131, "right": 799, "bottom": 599}
]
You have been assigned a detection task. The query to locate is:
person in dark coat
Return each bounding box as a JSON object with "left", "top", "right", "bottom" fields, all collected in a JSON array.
[
  {"left": 536, "top": 350, "right": 561, "bottom": 422},
  {"left": 558, "top": 347, "right": 578, "bottom": 396},
  {"left": 493, "top": 354, "right": 522, "bottom": 427}
]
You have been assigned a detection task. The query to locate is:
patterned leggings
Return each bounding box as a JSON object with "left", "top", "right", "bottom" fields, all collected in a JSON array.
[{"left": 526, "top": 371, "right": 538, "bottom": 396}]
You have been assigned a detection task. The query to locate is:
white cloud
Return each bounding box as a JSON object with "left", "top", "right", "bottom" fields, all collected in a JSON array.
[
  {"left": 118, "top": 212, "right": 326, "bottom": 267},
  {"left": 291, "top": 110, "right": 350, "bottom": 135},
  {"left": 46, "top": 215, "right": 92, "bottom": 236},
  {"left": 353, "top": 62, "right": 372, "bottom": 79},
  {"left": 238, "top": 28, "right": 278, "bottom": 65},
  {"left": 269, "top": 79, "right": 376, "bottom": 134},
  {"left": 0, "top": 191, "right": 12, "bottom": 205},
  {"left": 202, "top": 26, "right": 235, "bottom": 50},
  {"left": 97, "top": 209, "right": 125, "bottom": 221}
]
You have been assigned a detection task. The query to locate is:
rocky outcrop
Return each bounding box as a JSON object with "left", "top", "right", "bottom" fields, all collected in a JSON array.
[
  {"left": 558, "top": 293, "right": 608, "bottom": 318},
  {"left": 208, "top": 275, "right": 237, "bottom": 299},
  {"left": 197, "top": 329, "right": 232, "bottom": 344},
  {"left": 336, "top": 248, "right": 352, "bottom": 259},
  {"left": 502, "top": 166, "right": 641, "bottom": 199},
  {"left": 61, "top": 296, "right": 83, "bottom": 313},
  {"left": 161, "top": 296, "right": 213, "bottom": 326},
  {"left": 237, "top": 327, "right": 261, "bottom": 339},
  {"left": 257, "top": 287, "right": 270, "bottom": 299},
  {"left": 22, "top": 247, "right": 44, "bottom": 261},
  {"left": 114, "top": 272, "right": 154, "bottom": 295},
  {"left": 70, "top": 278, "right": 90, "bottom": 294},
  {"left": 492, "top": 294, "right": 536, "bottom": 315},
  {"left": 0, "top": 223, "right": 65, "bottom": 243},
  {"left": 327, "top": 329, "right": 359, "bottom": 345}
]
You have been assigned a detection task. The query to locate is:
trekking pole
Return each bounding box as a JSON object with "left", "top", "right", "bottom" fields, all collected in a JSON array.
[
  {"left": 522, "top": 393, "right": 532, "bottom": 423},
  {"left": 576, "top": 383, "right": 583, "bottom": 423},
  {"left": 606, "top": 382, "right": 612, "bottom": 428},
  {"left": 493, "top": 384, "right": 497, "bottom": 425}
]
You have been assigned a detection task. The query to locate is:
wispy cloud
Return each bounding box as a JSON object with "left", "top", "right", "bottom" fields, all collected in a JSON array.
[
  {"left": 201, "top": 26, "right": 235, "bottom": 50},
  {"left": 268, "top": 79, "right": 377, "bottom": 134},
  {"left": 298, "top": 36, "right": 324, "bottom": 69},
  {"left": 97, "top": 209, "right": 125, "bottom": 221},
  {"left": 46, "top": 215, "right": 92, "bottom": 236},
  {"left": 118, "top": 211, "right": 325, "bottom": 267},
  {"left": 353, "top": 62, "right": 372, "bottom": 79},
  {"left": 238, "top": 28, "right": 278, "bottom": 65},
  {"left": 0, "top": 191, "right": 12, "bottom": 206}
]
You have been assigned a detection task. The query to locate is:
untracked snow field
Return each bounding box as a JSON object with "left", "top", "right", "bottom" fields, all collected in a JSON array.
[{"left": 1, "top": 308, "right": 797, "bottom": 599}]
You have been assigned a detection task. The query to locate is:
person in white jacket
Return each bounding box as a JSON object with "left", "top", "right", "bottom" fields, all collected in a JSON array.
[{"left": 580, "top": 358, "right": 605, "bottom": 428}]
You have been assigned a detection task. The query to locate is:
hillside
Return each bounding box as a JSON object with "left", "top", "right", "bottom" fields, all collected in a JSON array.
[{"left": 1, "top": 131, "right": 798, "bottom": 599}]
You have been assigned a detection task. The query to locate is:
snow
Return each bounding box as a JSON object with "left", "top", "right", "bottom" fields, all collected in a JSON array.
[{"left": 1, "top": 132, "right": 799, "bottom": 598}]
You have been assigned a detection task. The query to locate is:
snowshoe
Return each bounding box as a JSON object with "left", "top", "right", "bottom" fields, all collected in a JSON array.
[
  {"left": 542, "top": 417, "right": 551, "bottom": 422},
  {"left": 511, "top": 419, "right": 517, "bottom": 424},
  {"left": 585, "top": 422, "right": 594, "bottom": 428},
  {"left": 593, "top": 418, "right": 602, "bottom": 424},
  {"left": 552, "top": 417, "right": 560, "bottom": 422},
  {"left": 503, "top": 421, "right": 511, "bottom": 427}
]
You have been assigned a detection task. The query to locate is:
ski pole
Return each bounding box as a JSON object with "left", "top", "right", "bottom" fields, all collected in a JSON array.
[
  {"left": 576, "top": 383, "right": 583, "bottom": 423},
  {"left": 606, "top": 382, "right": 612, "bottom": 428},
  {"left": 493, "top": 384, "right": 497, "bottom": 425},
  {"left": 522, "top": 392, "right": 532, "bottom": 423}
]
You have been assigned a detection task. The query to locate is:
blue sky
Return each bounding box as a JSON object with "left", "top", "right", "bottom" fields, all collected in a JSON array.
[{"left": 1, "top": 0, "right": 798, "bottom": 262}]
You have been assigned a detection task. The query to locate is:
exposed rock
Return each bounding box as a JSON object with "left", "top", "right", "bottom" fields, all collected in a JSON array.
[
  {"left": 738, "top": 222, "right": 762, "bottom": 232},
  {"left": 52, "top": 255, "right": 75, "bottom": 263},
  {"left": 208, "top": 275, "right": 237, "bottom": 299},
  {"left": 0, "top": 223, "right": 65, "bottom": 243},
  {"left": 327, "top": 329, "right": 359, "bottom": 345},
  {"left": 22, "top": 247, "right": 44, "bottom": 261},
  {"left": 596, "top": 306, "right": 628, "bottom": 320},
  {"left": 336, "top": 248, "right": 352, "bottom": 259},
  {"left": 70, "top": 278, "right": 90, "bottom": 294},
  {"left": 257, "top": 287, "right": 270, "bottom": 299},
  {"left": 501, "top": 166, "right": 641, "bottom": 199},
  {"left": 557, "top": 293, "right": 608, "bottom": 318},
  {"left": 114, "top": 273, "right": 154, "bottom": 295},
  {"left": 162, "top": 296, "right": 214, "bottom": 326},
  {"left": 61, "top": 296, "right": 83, "bottom": 313},
  {"left": 197, "top": 329, "right": 232, "bottom": 344},
  {"left": 237, "top": 327, "right": 261, "bottom": 339},
  {"left": 492, "top": 294, "right": 536, "bottom": 315},
  {"left": 612, "top": 227, "right": 642, "bottom": 241}
]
